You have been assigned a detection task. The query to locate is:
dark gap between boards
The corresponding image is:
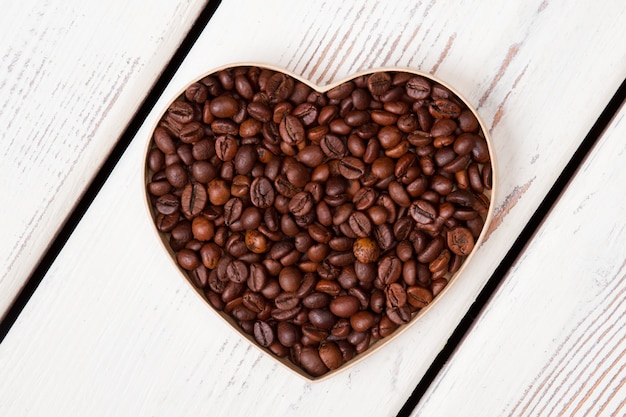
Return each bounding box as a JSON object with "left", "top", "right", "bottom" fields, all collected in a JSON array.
[
  {"left": 0, "top": 0, "right": 223, "bottom": 342},
  {"left": 396, "top": 76, "right": 626, "bottom": 417}
]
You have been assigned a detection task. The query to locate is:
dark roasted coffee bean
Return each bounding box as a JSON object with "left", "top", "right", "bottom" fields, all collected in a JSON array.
[
  {"left": 165, "top": 163, "right": 188, "bottom": 188},
  {"left": 417, "top": 236, "right": 444, "bottom": 263},
  {"left": 410, "top": 199, "right": 437, "bottom": 224},
  {"left": 429, "top": 249, "right": 450, "bottom": 273},
  {"left": 348, "top": 211, "right": 372, "bottom": 237},
  {"left": 247, "top": 101, "right": 272, "bottom": 122},
  {"left": 352, "top": 187, "right": 376, "bottom": 211},
  {"left": 320, "top": 134, "right": 347, "bottom": 159},
  {"left": 407, "top": 286, "right": 433, "bottom": 308},
  {"left": 339, "top": 156, "right": 366, "bottom": 179},
  {"left": 429, "top": 99, "right": 461, "bottom": 119},
  {"left": 374, "top": 223, "right": 395, "bottom": 251},
  {"left": 299, "top": 346, "right": 329, "bottom": 377},
  {"left": 226, "top": 260, "right": 249, "bottom": 283},
  {"left": 308, "top": 309, "right": 337, "bottom": 330},
  {"left": 266, "top": 72, "right": 295, "bottom": 103},
  {"left": 467, "top": 162, "right": 484, "bottom": 193},
  {"left": 253, "top": 320, "right": 275, "bottom": 347},
  {"left": 223, "top": 197, "right": 243, "bottom": 226},
  {"left": 329, "top": 295, "right": 360, "bottom": 318},
  {"left": 244, "top": 264, "right": 267, "bottom": 293},
  {"left": 393, "top": 217, "right": 414, "bottom": 241},
  {"left": 472, "top": 137, "right": 491, "bottom": 163},
  {"left": 296, "top": 145, "right": 325, "bottom": 168},
  {"left": 308, "top": 222, "right": 332, "bottom": 243},
  {"left": 350, "top": 310, "right": 375, "bottom": 332},
  {"left": 295, "top": 272, "right": 317, "bottom": 298},
  {"left": 274, "top": 292, "right": 300, "bottom": 311},
  {"left": 447, "top": 226, "right": 475, "bottom": 256},
  {"left": 167, "top": 100, "right": 195, "bottom": 123},
  {"left": 155, "top": 193, "right": 179, "bottom": 215},
  {"left": 378, "top": 255, "right": 402, "bottom": 285},
  {"left": 431, "top": 277, "right": 448, "bottom": 296},
  {"left": 277, "top": 321, "right": 300, "bottom": 347},
  {"left": 388, "top": 181, "right": 411, "bottom": 207},
  {"left": 405, "top": 76, "right": 431, "bottom": 100},
  {"left": 278, "top": 266, "right": 301, "bottom": 292},
  {"left": 156, "top": 212, "right": 179, "bottom": 233},
  {"left": 327, "top": 251, "right": 356, "bottom": 267},
  {"left": 318, "top": 342, "right": 343, "bottom": 370},
  {"left": 367, "top": 72, "right": 391, "bottom": 95},
  {"left": 288, "top": 191, "right": 314, "bottom": 216},
  {"left": 177, "top": 248, "right": 200, "bottom": 270},
  {"left": 385, "top": 282, "right": 407, "bottom": 308},
  {"left": 386, "top": 305, "right": 412, "bottom": 325},
  {"left": 209, "top": 95, "right": 239, "bottom": 118},
  {"left": 250, "top": 177, "right": 275, "bottom": 208},
  {"left": 279, "top": 114, "right": 305, "bottom": 145}
]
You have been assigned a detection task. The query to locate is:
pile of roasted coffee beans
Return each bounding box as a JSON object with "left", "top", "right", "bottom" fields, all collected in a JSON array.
[{"left": 146, "top": 66, "right": 492, "bottom": 377}]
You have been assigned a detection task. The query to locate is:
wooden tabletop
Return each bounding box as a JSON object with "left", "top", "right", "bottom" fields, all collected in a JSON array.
[{"left": 1, "top": 1, "right": 625, "bottom": 416}]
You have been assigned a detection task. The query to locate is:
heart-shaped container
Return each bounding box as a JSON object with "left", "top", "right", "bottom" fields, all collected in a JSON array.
[{"left": 143, "top": 63, "right": 497, "bottom": 381}]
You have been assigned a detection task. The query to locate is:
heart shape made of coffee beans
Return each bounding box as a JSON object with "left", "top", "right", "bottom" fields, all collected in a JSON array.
[{"left": 144, "top": 64, "right": 495, "bottom": 380}]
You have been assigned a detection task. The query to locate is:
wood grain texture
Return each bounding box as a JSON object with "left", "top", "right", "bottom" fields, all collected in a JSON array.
[
  {"left": 0, "top": 0, "right": 208, "bottom": 319},
  {"left": 411, "top": 107, "right": 626, "bottom": 416},
  {"left": 0, "top": 0, "right": 625, "bottom": 416}
]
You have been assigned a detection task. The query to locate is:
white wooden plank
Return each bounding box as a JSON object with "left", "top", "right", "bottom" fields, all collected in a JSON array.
[
  {"left": 411, "top": 106, "right": 626, "bottom": 416},
  {"left": 0, "top": 0, "right": 208, "bottom": 318},
  {"left": 0, "top": 0, "right": 625, "bottom": 416}
]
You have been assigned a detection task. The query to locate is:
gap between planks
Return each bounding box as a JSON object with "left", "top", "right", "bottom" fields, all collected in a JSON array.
[
  {"left": 396, "top": 76, "right": 626, "bottom": 417},
  {"left": 0, "top": 0, "right": 224, "bottom": 342}
]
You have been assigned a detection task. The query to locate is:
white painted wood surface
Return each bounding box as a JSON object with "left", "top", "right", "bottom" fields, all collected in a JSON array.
[
  {"left": 0, "top": 1, "right": 625, "bottom": 416},
  {"left": 0, "top": 0, "right": 208, "bottom": 319},
  {"left": 411, "top": 105, "right": 626, "bottom": 417}
]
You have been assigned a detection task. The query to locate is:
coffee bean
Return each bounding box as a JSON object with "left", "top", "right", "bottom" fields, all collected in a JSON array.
[
  {"left": 378, "top": 255, "right": 402, "bottom": 285},
  {"left": 226, "top": 260, "right": 249, "bottom": 283},
  {"left": 338, "top": 156, "right": 366, "bottom": 179},
  {"left": 147, "top": 66, "right": 493, "bottom": 377},
  {"left": 348, "top": 211, "right": 373, "bottom": 237},
  {"left": 319, "top": 341, "right": 343, "bottom": 370},
  {"left": 352, "top": 237, "right": 380, "bottom": 264},
  {"left": 253, "top": 321, "right": 275, "bottom": 347},
  {"left": 308, "top": 308, "right": 337, "bottom": 330},
  {"left": 266, "top": 72, "right": 294, "bottom": 103},
  {"left": 447, "top": 226, "right": 475, "bottom": 255},
  {"left": 249, "top": 177, "right": 275, "bottom": 208},
  {"left": 406, "top": 286, "right": 433, "bottom": 308},
  {"left": 410, "top": 199, "right": 437, "bottom": 224},
  {"left": 155, "top": 193, "right": 179, "bottom": 215},
  {"left": 274, "top": 292, "right": 300, "bottom": 311},
  {"left": 167, "top": 100, "right": 195, "bottom": 123},
  {"left": 299, "top": 347, "right": 329, "bottom": 377},
  {"left": 386, "top": 305, "right": 412, "bottom": 325},
  {"left": 320, "top": 134, "right": 347, "bottom": 159},
  {"left": 279, "top": 114, "right": 305, "bottom": 145},
  {"left": 209, "top": 95, "right": 239, "bottom": 118},
  {"left": 374, "top": 223, "right": 395, "bottom": 251},
  {"left": 329, "top": 295, "right": 360, "bottom": 318},
  {"left": 350, "top": 310, "right": 375, "bottom": 332},
  {"left": 367, "top": 72, "right": 392, "bottom": 95},
  {"left": 431, "top": 277, "right": 448, "bottom": 296},
  {"left": 429, "top": 99, "right": 461, "bottom": 119},
  {"left": 177, "top": 248, "right": 200, "bottom": 271},
  {"left": 405, "top": 76, "right": 431, "bottom": 100},
  {"left": 296, "top": 145, "right": 325, "bottom": 167}
]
